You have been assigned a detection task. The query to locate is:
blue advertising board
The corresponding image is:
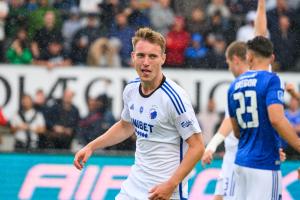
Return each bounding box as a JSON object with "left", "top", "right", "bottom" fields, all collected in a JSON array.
[{"left": 0, "top": 153, "right": 299, "bottom": 199}]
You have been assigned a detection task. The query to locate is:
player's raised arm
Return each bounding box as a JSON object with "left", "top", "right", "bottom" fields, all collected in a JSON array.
[{"left": 255, "top": 0, "right": 267, "bottom": 37}]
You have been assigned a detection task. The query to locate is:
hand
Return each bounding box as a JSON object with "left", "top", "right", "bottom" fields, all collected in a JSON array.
[
  {"left": 298, "top": 168, "right": 300, "bottom": 180},
  {"left": 279, "top": 148, "right": 286, "bottom": 162},
  {"left": 73, "top": 145, "right": 93, "bottom": 170},
  {"left": 285, "top": 83, "right": 296, "bottom": 95},
  {"left": 148, "top": 181, "right": 176, "bottom": 200},
  {"left": 19, "top": 123, "right": 29, "bottom": 131},
  {"left": 46, "top": 62, "right": 56, "bottom": 70},
  {"left": 12, "top": 40, "right": 22, "bottom": 53},
  {"left": 201, "top": 150, "right": 214, "bottom": 167},
  {"left": 53, "top": 125, "right": 64, "bottom": 133}
]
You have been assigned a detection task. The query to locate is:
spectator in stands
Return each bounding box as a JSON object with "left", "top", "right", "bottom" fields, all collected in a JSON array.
[
  {"left": 79, "top": 0, "right": 102, "bottom": 14},
  {"left": 98, "top": 0, "right": 126, "bottom": 30},
  {"left": 205, "top": 10, "right": 231, "bottom": 45},
  {"left": 149, "top": 0, "right": 174, "bottom": 36},
  {"left": 0, "top": 107, "right": 8, "bottom": 127},
  {"left": 282, "top": 90, "right": 300, "bottom": 157},
  {"left": 87, "top": 37, "right": 121, "bottom": 67},
  {"left": 0, "top": 0, "right": 8, "bottom": 62},
  {"left": 33, "top": 89, "right": 48, "bottom": 117},
  {"left": 71, "top": 13, "right": 107, "bottom": 66},
  {"left": 197, "top": 98, "right": 220, "bottom": 145},
  {"left": 26, "top": 0, "right": 39, "bottom": 12},
  {"left": 165, "top": 16, "right": 190, "bottom": 68},
  {"left": 61, "top": 7, "right": 82, "bottom": 53},
  {"left": 31, "top": 10, "right": 63, "bottom": 59},
  {"left": 10, "top": 94, "right": 46, "bottom": 150},
  {"left": 205, "top": 34, "right": 227, "bottom": 69},
  {"left": 33, "top": 37, "right": 71, "bottom": 69},
  {"left": 270, "top": 15, "right": 297, "bottom": 71},
  {"left": 267, "top": 0, "right": 296, "bottom": 34},
  {"left": 285, "top": 97, "right": 300, "bottom": 136},
  {"left": 186, "top": 7, "right": 209, "bottom": 36},
  {"left": 185, "top": 33, "right": 209, "bottom": 69},
  {"left": 46, "top": 89, "right": 80, "bottom": 149},
  {"left": 27, "top": 0, "right": 62, "bottom": 39},
  {"left": 6, "top": 27, "right": 32, "bottom": 64},
  {"left": 53, "top": 0, "right": 78, "bottom": 19},
  {"left": 5, "top": 0, "right": 28, "bottom": 41},
  {"left": 236, "top": 10, "right": 257, "bottom": 42},
  {"left": 207, "top": 0, "right": 231, "bottom": 19},
  {"left": 124, "top": 0, "right": 151, "bottom": 29},
  {"left": 228, "top": 0, "right": 257, "bottom": 14},
  {"left": 109, "top": 11, "right": 135, "bottom": 67},
  {"left": 78, "top": 95, "right": 116, "bottom": 145}
]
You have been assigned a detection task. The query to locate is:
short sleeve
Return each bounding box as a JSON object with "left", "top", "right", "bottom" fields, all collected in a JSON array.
[
  {"left": 172, "top": 92, "right": 202, "bottom": 141},
  {"left": 227, "top": 83, "right": 235, "bottom": 118},
  {"left": 266, "top": 75, "right": 284, "bottom": 107},
  {"left": 121, "top": 87, "right": 131, "bottom": 122}
]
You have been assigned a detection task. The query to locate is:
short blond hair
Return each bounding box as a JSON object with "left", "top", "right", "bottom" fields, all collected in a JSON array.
[
  {"left": 132, "top": 27, "right": 166, "bottom": 53},
  {"left": 226, "top": 41, "right": 247, "bottom": 61}
]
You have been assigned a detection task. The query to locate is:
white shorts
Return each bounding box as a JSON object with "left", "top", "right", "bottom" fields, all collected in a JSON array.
[
  {"left": 115, "top": 186, "right": 143, "bottom": 200},
  {"left": 214, "top": 158, "right": 236, "bottom": 200},
  {"left": 233, "top": 164, "right": 282, "bottom": 200}
]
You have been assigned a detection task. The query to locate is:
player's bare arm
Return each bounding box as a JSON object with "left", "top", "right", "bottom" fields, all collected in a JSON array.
[
  {"left": 74, "top": 119, "right": 134, "bottom": 170},
  {"left": 230, "top": 117, "right": 240, "bottom": 139},
  {"left": 254, "top": 0, "right": 267, "bottom": 37},
  {"left": 202, "top": 117, "right": 232, "bottom": 166},
  {"left": 268, "top": 104, "right": 300, "bottom": 153},
  {"left": 148, "top": 133, "right": 204, "bottom": 200}
]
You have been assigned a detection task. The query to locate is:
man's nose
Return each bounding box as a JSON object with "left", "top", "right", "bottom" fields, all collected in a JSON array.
[{"left": 142, "top": 56, "right": 150, "bottom": 65}]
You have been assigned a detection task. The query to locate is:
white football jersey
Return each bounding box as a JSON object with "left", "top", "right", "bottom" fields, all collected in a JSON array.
[
  {"left": 120, "top": 76, "right": 201, "bottom": 199},
  {"left": 224, "top": 109, "right": 238, "bottom": 162}
]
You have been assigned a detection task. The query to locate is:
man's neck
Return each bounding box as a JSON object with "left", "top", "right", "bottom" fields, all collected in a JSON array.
[
  {"left": 141, "top": 74, "right": 164, "bottom": 95},
  {"left": 250, "top": 59, "right": 270, "bottom": 71}
]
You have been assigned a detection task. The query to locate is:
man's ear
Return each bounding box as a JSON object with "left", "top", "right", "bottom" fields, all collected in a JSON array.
[
  {"left": 233, "top": 55, "right": 239, "bottom": 64},
  {"left": 161, "top": 53, "right": 166, "bottom": 65},
  {"left": 246, "top": 51, "right": 253, "bottom": 64},
  {"left": 270, "top": 54, "right": 275, "bottom": 64}
]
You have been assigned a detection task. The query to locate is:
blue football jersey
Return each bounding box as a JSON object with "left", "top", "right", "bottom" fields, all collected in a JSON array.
[{"left": 227, "top": 70, "right": 284, "bottom": 170}]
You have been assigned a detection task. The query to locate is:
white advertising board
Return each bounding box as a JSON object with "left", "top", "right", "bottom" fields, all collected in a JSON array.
[{"left": 0, "top": 65, "right": 299, "bottom": 119}]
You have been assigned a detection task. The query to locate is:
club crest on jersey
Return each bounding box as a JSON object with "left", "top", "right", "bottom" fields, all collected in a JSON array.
[
  {"left": 139, "top": 106, "right": 144, "bottom": 114},
  {"left": 130, "top": 104, "right": 134, "bottom": 110},
  {"left": 277, "top": 90, "right": 284, "bottom": 103},
  {"left": 149, "top": 107, "right": 158, "bottom": 119}
]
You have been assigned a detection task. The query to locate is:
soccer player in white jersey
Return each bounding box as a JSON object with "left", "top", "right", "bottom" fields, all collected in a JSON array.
[
  {"left": 201, "top": 1, "right": 269, "bottom": 199},
  {"left": 74, "top": 27, "right": 205, "bottom": 200}
]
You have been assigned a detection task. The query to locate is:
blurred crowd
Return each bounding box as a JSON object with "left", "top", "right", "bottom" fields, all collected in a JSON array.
[
  {"left": 0, "top": 88, "right": 136, "bottom": 152},
  {"left": 0, "top": 0, "right": 300, "bottom": 71}
]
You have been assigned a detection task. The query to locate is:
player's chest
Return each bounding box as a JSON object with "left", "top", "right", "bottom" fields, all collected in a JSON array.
[{"left": 127, "top": 96, "right": 169, "bottom": 137}]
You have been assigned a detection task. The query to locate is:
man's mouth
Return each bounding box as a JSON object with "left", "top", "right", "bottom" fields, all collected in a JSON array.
[{"left": 141, "top": 69, "right": 151, "bottom": 75}]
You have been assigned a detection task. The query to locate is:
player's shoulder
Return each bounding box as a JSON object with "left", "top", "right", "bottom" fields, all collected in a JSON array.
[
  {"left": 160, "top": 77, "right": 190, "bottom": 115},
  {"left": 161, "top": 77, "right": 188, "bottom": 97},
  {"left": 123, "top": 77, "right": 140, "bottom": 96},
  {"left": 125, "top": 77, "right": 140, "bottom": 89}
]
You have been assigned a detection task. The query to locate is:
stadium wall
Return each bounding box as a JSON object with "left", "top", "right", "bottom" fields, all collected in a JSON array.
[{"left": 0, "top": 65, "right": 299, "bottom": 118}]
